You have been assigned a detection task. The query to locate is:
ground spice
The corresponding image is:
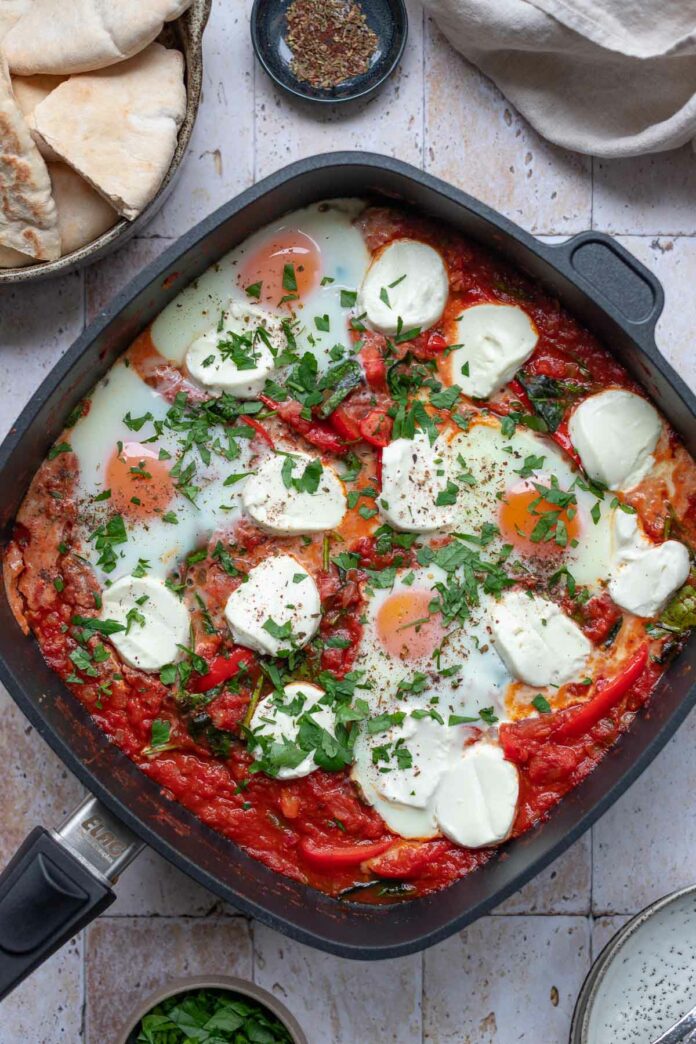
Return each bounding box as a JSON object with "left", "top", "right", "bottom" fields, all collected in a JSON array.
[{"left": 285, "top": 0, "right": 379, "bottom": 90}]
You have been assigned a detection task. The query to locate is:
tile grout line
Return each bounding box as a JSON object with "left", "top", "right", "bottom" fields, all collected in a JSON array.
[
  {"left": 421, "top": 5, "right": 427, "bottom": 175},
  {"left": 251, "top": 0, "right": 257, "bottom": 187}
]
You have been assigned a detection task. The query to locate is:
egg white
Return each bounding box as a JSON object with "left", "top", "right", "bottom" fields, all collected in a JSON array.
[
  {"left": 69, "top": 361, "right": 257, "bottom": 584},
  {"left": 150, "top": 199, "right": 369, "bottom": 375}
]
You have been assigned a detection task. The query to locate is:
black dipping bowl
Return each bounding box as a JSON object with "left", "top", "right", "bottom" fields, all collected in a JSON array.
[{"left": 251, "top": 0, "right": 408, "bottom": 104}]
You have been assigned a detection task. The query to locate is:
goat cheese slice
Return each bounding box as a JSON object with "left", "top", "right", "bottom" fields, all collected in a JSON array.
[
  {"left": 186, "top": 301, "right": 284, "bottom": 399},
  {"left": 568, "top": 390, "right": 662, "bottom": 491},
  {"left": 608, "top": 511, "right": 690, "bottom": 618},
  {"left": 101, "top": 574, "right": 189, "bottom": 673},
  {"left": 242, "top": 452, "right": 346, "bottom": 534},
  {"left": 249, "top": 682, "right": 336, "bottom": 780},
  {"left": 224, "top": 554, "right": 321, "bottom": 656},
  {"left": 435, "top": 741, "right": 519, "bottom": 848},
  {"left": 359, "top": 239, "right": 449, "bottom": 336},
  {"left": 450, "top": 303, "right": 539, "bottom": 399},
  {"left": 351, "top": 714, "right": 470, "bottom": 840},
  {"left": 379, "top": 432, "right": 456, "bottom": 532},
  {"left": 489, "top": 589, "right": 592, "bottom": 687}
]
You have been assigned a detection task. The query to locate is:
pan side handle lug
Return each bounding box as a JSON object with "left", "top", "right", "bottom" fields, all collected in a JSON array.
[
  {"left": 543, "top": 232, "right": 664, "bottom": 353},
  {"left": 0, "top": 796, "right": 142, "bottom": 1000}
]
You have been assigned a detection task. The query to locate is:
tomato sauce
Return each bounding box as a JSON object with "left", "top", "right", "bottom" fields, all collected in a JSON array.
[{"left": 5, "top": 203, "right": 695, "bottom": 903}]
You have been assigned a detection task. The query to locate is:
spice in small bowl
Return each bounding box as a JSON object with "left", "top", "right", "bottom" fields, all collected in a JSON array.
[
  {"left": 118, "top": 976, "right": 307, "bottom": 1044},
  {"left": 251, "top": 0, "right": 408, "bottom": 105},
  {"left": 286, "top": 0, "right": 379, "bottom": 91}
]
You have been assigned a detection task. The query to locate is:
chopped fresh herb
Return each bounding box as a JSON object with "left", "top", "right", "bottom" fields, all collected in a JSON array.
[
  {"left": 515, "top": 454, "right": 545, "bottom": 479},
  {"left": 282, "top": 263, "right": 297, "bottom": 293},
  {"left": 281, "top": 455, "right": 323, "bottom": 494},
  {"left": 245, "top": 281, "right": 262, "bottom": 299},
  {"left": 340, "top": 289, "right": 357, "bottom": 308},
  {"left": 435, "top": 480, "right": 459, "bottom": 507},
  {"left": 89, "top": 514, "right": 127, "bottom": 573},
  {"left": 517, "top": 373, "right": 586, "bottom": 433},
  {"left": 123, "top": 411, "right": 153, "bottom": 432},
  {"left": 145, "top": 719, "right": 171, "bottom": 751},
  {"left": 430, "top": 385, "right": 461, "bottom": 410},
  {"left": 532, "top": 694, "right": 551, "bottom": 714},
  {"left": 48, "top": 442, "right": 72, "bottom": 460}
]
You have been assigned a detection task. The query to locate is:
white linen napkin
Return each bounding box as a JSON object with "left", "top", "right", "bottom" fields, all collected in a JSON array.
[{"left": 423, "top": 0, "right": 696, "bottom": 156}]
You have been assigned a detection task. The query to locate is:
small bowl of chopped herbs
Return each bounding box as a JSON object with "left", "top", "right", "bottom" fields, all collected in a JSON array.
[
  {"left": 118, "top": 976, "right": 308, "bottom": 1044},
  {"left": 251, "top": 0, "right": 408, "bottom": 104}
]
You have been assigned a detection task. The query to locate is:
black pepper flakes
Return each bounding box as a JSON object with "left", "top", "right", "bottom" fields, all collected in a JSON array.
[{"left": 285, "top": 0, "right": 379, "bottom": 90}]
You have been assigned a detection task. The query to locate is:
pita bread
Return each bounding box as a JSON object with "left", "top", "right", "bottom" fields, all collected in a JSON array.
[
  {"left": 0, "top": 161, "right": 117, "bottom": 266},
  {"left": 0, "top": 242, "right": 31, "bottom": 266},
  {"left": 0, "top": 0, "right": 32, "bottom": 43},
  {"left": 49, "top": 161, "right": 117, "bottom": 252},
  {"left": 3, "top": 0, "right": 191, "bottom": 76},
  {"left": 32, "top": 44, "right": 186, "bottom": 220},
  {"left": 0, "top": 55, "right": 60, "bottom": 259},
  {"left": 11, "top": 73, "right": 65, "bottom": 160}
]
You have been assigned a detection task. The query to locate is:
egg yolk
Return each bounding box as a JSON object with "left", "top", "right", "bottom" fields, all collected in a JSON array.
[
  {"left": 238, "top": 228, "right": 321, "bottom": 306},
  {"left": 499, "top": 482, "right": 580, "bottom": 557},
  {"left": 376, "top": 589, "right": 444, "bottom": 661},
  {"left": 106, "top": 442, "right": 174, "bottom": 518}
]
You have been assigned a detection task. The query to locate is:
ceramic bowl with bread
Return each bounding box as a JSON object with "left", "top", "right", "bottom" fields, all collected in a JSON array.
[{"left": 0, "top": 0, "right": 211, "bottom": 284}]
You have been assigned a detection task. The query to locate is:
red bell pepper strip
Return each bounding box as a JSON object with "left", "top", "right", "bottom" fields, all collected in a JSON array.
[
  {"left": 359, "top": 407, "right": 393, "bottom": 448},
  {"left": 299, "top": 837, "right": 394, "bottom": 870},
  {"left": 553, "top": 643, "right": 649, "bottom": 741},
  {"left": 243, "top": 415, "right": 275, "bottom": 449},
  {"left": 425, "top": 332, "right": 448, "bottom": 354},
  {"left": 507, "top": 378, "right": 533, "bottom": 412},
  {"left": 359, "top": 340, "right": 387, "bottom": 390},
  {"left": 551, "top": 420, "right": 583, "bottom": 469},
  {"left": 188, "top": 649, "right": 256, "bottom": 694},
  {"left": 329, "top": 405, "right": 362, "bottom": 443},
  {"left": 507, "top": 379, "right": 583, "bottom": 469},
  {"left": 259, "top": 394, "right": 348, "bottom": 456}
]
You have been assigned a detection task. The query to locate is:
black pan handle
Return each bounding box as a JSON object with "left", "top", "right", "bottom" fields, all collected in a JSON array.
[
  {"left": 0, "top": 796, "right": 142, "bottom": 1000},
  {"left": 543, "top": 231, "right": 665, "bottom": 352}
]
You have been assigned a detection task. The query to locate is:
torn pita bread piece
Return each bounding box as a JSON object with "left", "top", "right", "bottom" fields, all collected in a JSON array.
[
  {"left": 3, "top": 0, "right": 192, "bottom": 76},
  {"left": 11, "top": 73, "right": 65, "bottom": 160},
  {"left": 49, "top": 161, "right": 117, "bottom": 253},
  {"left": 32, "top": 43, "right": 186, "bottom": 221},
  {"left": 0, "top": 161, "right": 117, "bottom": 267},
  {"left": 0, "top": 242, "right": 31, "bottom": 266},
  {"left": 0, "top": 0, "right": 32, "bottom": 43},
  {"left": 0, "top": 56, "right": 60, "bottom": 259}
]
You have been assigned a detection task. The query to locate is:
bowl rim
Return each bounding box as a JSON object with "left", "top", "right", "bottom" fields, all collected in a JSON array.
[
  {"left": 115, "top": 974, "right": 309, "bottom": 1044},
  {"left": 250, "top": 0, "right": 409, "bottom": 105},
  {"left": 0, "top": 0, "right": 213, "bottom": 285},
  {"left": 570, "top": 883, "right": 696, "bottom": 1043}
]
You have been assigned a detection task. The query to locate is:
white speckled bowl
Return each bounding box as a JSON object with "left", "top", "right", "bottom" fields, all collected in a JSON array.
[
  {"left": 116, "top": 975, "right": 308, "bottom": 1044},
  {"left": 0, "top": 0, "right": 212, "bottom": 285},
  {"left": 571, "top": 884, "right": 696, "bottom": 1044}
]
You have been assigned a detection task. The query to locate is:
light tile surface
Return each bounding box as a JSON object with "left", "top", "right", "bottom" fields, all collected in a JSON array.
[
  {"left": 592, "top": 710, "right": 696, "bottom": 915},
  {"left": 0, "top": 936, "right": 83, "bottom": 1042},
  {"left": 254, "top": 925, "right": 423, "bottom": 1044},
  {"left": 594, "top": 147, "right": 696, "bottom": 235},
  {"left": 424, "top": 18, "right": 592, "bottom": 235},
  {"left": 423, "top": 916, "right": 591, "bottom": 1043},
  {"left": 1, "top": 3, "right": 695, "bottom": 1043}
]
